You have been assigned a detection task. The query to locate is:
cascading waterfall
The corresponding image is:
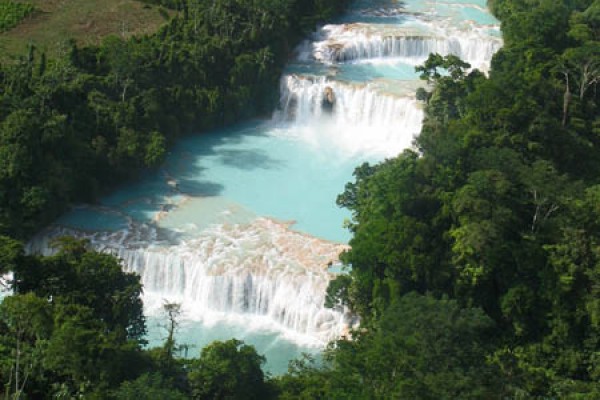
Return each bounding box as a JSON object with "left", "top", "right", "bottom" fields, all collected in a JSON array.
[
  {"left": 317, "top": 32, "right": 501, "bottom": 67},
  {"left": 309, "top": 23, "right": 502, "bottom": 71},
  {"left": 118, "top": 221, "right": 348, "bottom": 343},
  {"left": 29, "top": 217, "right": 351, "bottom": 344},
  {"left": 274, "top": 75, "right": 424, "bottom": 155},
  {"left": 277, "top": 75, "right": 423, "bottom": 133},
  {"left": 30, "top": 0, "right": 501, "bottom": 365}
]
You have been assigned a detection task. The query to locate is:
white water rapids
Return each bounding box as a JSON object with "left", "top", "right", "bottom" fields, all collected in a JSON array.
[
  {"left": 29, "top": 218, "right": 348, "bottom": 344},
  {"left": 309, "top": 23, "right": 501, "bottom": 71}
]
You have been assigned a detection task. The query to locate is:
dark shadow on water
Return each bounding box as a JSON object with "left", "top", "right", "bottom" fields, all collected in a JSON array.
[
  {"left": 107, "top": 120, "right": 281, "bottom": 229},
  {"left": 165, "top": 120, "right": 285, "bottom": 176},
  {"left": 218, "top": 149, "right": 283, "bottom": 170},
  {"left": 176, "top": 179, "right": 224, "bottom": 196},
  {"left": 90, "top": 120, "right": 283, "bottom": 243},
  {"left": 55, "top": 119, "right": 277, "bottom": 237},
  {"left": 51, "top": 121, "right": 285, "bottom": 245}
]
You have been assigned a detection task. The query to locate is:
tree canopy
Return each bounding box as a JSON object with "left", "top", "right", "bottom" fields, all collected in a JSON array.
[{"left": 323, "top": 0, "right": 600, "bottom": 397}]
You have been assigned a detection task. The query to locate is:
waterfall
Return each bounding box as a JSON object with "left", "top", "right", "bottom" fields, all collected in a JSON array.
[
  {"left": 273, "top": 74, "right": 423, "bottom": 156},
  {"left": 29, "top": 0, "right": 501, "bottom": 355},
  {"left": 29, "top": 218, "right": 351, "bottom": 344},
  {"left": 278, "top": 75, "right": 423, "bottom": 131},
  {"left": 312, "top": 24, "right": 503, "bottom": 71}
]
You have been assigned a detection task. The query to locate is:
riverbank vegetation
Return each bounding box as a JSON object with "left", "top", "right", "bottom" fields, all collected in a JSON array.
[{"left": 0, "top": 0, "right": 352, "bottom": 397}]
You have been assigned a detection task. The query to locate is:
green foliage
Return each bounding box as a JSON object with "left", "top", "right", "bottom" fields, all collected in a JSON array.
[
  {"left": 272, "top": 355, "right": 332, "bottom": 400},
  {"left": 415, "top": 53, "right": 484, "bottom": 123},
  {"left": 0, "top": 1, "right": 33, "bottom": 33},
  {"left": 0, "top": 239, "right": 151, "bottom": 397},
  {"left": 276, "top": 294, "right": 500, "bottom": 399},
  {"left": 329, "top": 0, "right": 600, "bottom": 397},
  {"left": 324, "top": 274, "right": 351, "bottom": 308},
  {"left": 8, "top": 0, "right": 600, "bottom": 398},
  {"left": 44, "top": 303, "right": 144, "bottom": 393},
  {"left": 335, "top": 152, "right": 454, "bottom": 319},
  {"left": 114, "top": 373, "right": 188, "bottom": 400},
  {"left": 0, "top": 235, "right": 24, "bottom": 274},
  {"left": 0, "top": 293, "right": 52, "bottom": 398},
  {"left": 188, "top": 339, "right": 271, "bottom": 400},
  {"left": 334, "top": 294, "right": 500, "bottom": 399},
  {"left": 13, "top": 237, "right": 147, "bottom": 343}
]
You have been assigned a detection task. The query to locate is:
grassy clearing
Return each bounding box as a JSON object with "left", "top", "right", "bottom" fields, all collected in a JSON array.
[
  {"left": 0, "top": 1, "right": 34, "bottom": 33},
  {"left": 0, "top": 0, "right": 172, "bottom": 59}
]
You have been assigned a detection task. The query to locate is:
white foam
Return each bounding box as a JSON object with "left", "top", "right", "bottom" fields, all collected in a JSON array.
[
  {"left": 29, "top": 218, "right": 351, "bottom": 345},
  {"left": 310, "top": 23, "right": 502, "bottom": 72},
  {"left": 273, "top": 75, "right": 423, "bottom": 157}
]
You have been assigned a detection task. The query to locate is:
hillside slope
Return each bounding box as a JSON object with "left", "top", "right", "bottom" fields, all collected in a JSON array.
[{"left": 0, "top": 0, "right": 171, "bottom": 59}]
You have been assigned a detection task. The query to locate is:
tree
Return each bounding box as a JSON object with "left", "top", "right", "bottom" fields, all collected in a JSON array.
[
  {"left": 162, "top": 301, "right": 182, "bottom": 357},
  {"left": 13, "top": 237, "right": 146, "bottom": 343},
  {"left": 0, "top": 0, "right": 353, "bottom": 240},
  {"left": 416, "top": 53, "right": 471, "bottom": 83},
  {"left": 284, "top": 294, "right": 501, "bottom": 400},
  {"left": 188, "top": 339, "right": 270, "bottom": 400},
  {"left": 114, "top": 373, "right": 188, "bottom": 400},
  {"left": 0, "top": 236, "right": 24, "bottom": 278},
  {"left": 558, "top": 43, "right": 600, "bottom": 126},
  {"left": 272, "top": 354, "right": 332, "bottom": 400},
  {"left": 331, "top": 2, "right": 600, "bottom": 397},
  {"left": 333, "top": 152, "right": 453, "bottom": 319},
  {"left": 0, "top": 293, "right": 52, "bottom": 399},
  {"left": 144, "top": 131, "right": 167, "bottom": 167},
  {"left": 43, "top": 302, "right": 149, "bottom": 397}
]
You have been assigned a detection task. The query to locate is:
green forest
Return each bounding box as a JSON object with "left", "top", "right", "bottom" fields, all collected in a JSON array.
[
  {"left": 1, "top": 0, "right": 599, "bottom": 398},
  {"left": 323, "top": 0, "right": 600, "bottom": 397}
]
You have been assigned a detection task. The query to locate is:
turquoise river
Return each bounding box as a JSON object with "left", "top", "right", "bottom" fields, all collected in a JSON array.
[{"left": 32, "top": 0, "right": 502, "bottom": 374}]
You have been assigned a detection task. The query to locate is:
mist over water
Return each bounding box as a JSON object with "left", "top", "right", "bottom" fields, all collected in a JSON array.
[{"left": 32, "top": 0, "right": 500, "bottom": 374}]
